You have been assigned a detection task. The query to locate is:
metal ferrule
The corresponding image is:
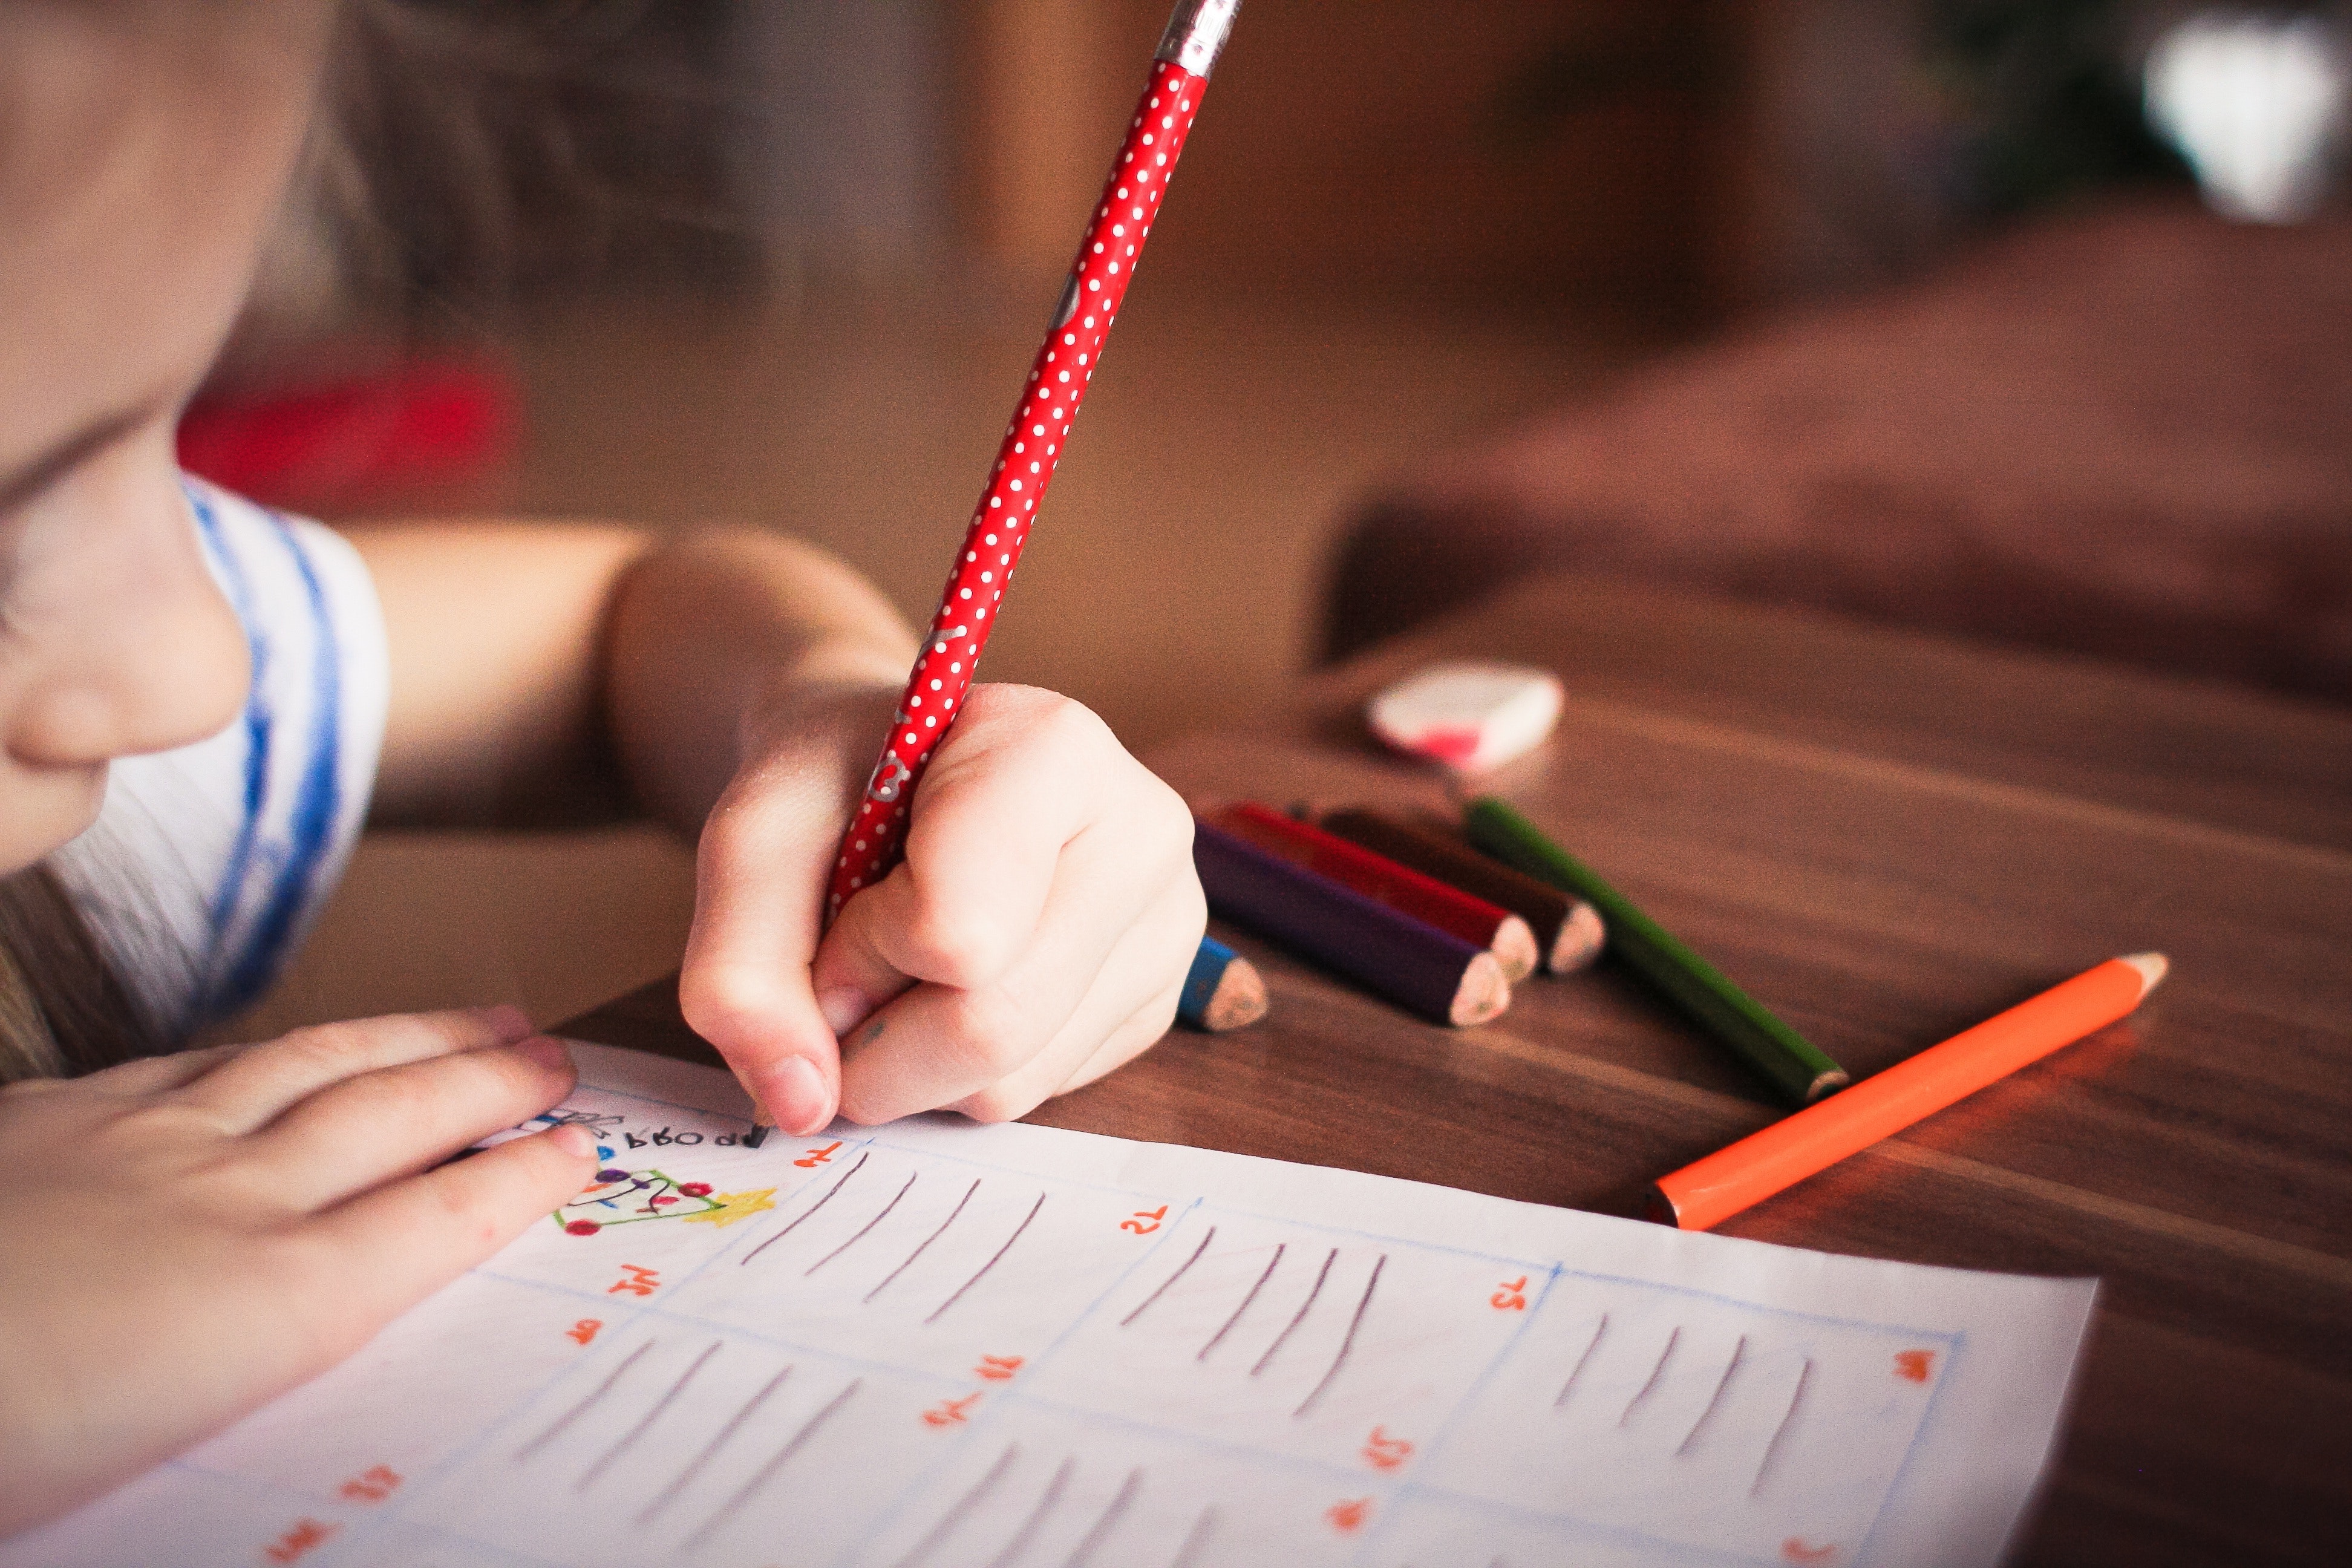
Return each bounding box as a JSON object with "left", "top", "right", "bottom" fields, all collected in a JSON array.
[{"left": 1155, "top": 0, "right": 1240, "bottom": 79}]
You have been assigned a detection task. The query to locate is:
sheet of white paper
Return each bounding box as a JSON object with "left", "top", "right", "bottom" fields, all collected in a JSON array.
[{"left": 5, "top": 1044, "right": 2094, "bottom": 1568}]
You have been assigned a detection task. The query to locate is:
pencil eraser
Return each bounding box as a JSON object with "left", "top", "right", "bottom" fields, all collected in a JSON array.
[{"left": 1366, "top": 662, "right": 1563, "bottom": 773}]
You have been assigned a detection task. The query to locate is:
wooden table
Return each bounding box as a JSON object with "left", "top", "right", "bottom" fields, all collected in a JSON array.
[{"left": 565, "top": 574, "right": 2352, "bottom": 1566}]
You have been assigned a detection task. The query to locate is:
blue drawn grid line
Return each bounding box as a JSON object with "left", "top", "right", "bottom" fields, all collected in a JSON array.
[
  {"left": 222, "top": 1080, "right": 1964, "bottom": 1568},
  {"left": 1851, "top": 1328, "right": 1968, "bottom": 1568}
]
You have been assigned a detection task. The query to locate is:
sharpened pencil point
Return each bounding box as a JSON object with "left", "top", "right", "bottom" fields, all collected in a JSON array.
[
  {"left": 2120, "top": 952, "right": 2169, "bottom": 998},
  {"left": 1551, "top": 900, "right": 1606, "bottom": 973},
  {"left": 742, "top": 1123, "right": 771, "bottom": 1149}
]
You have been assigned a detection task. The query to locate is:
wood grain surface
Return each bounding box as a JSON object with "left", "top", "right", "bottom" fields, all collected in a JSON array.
[{"left": 561, "top": 574, "right": 2352, "bottom": 1566}]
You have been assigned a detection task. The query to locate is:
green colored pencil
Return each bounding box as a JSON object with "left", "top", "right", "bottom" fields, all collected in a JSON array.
[{"left": 1463, "top": 797, "right": 1848, "bottom": 1106}]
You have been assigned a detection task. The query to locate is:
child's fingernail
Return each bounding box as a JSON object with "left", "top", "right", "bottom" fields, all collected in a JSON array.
[
  {"left": 760, "top": 1056, "right": 833, "bottom": 1135},
  {"left": 475, "top": 1004, "right": 533, "bottom": 1042},
  {"left": 514, "top": 1036, "right": 573, "bottom": 1072},
  {"left": 549, "top": 1124, "right": 598, "bottom": 1158},
  {"left": 817, "top": 987, "right": 869, "bottom": 1038}
]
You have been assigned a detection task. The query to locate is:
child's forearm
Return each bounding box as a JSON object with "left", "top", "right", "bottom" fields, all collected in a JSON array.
[
  {"left": 603, "top": 530, "right": 916, "bottom": 834},
  {"left": 355, "top": 522, "right": 915, "bottom": 832}
]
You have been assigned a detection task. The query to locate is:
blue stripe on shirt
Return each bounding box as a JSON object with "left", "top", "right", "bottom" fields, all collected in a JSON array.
[
  {"left": 212, "top": 511, "right": 344, "bottom": 1016},
  {"left": 186, "top": 484, "right": 274, "bottom": 959}
]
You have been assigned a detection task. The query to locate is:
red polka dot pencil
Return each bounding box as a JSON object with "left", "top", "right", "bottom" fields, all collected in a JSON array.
[{"left": 746, "top": 2, "right": 1243, "bottom": 1146}]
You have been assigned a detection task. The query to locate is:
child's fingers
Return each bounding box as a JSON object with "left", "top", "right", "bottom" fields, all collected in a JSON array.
[
  {"left": 949, "top": 882, "right": 1200, "bottom": 1121},
  {"left": 76, "top": 1040, "right": 246, "bottom": 1097},
  {"left": 246, "top": 1039, "right": 580, "bottom": 1212},
  {"left": 302, "top": 1126, "right": 598, "bottom": 1328},
  {"left": 679, "top": 764, "right": 850, "bottom": 1138},
  {"left": 175, "top": 1007, "right": 533, "bottom": 1132},
  {"left": 837, "top": 871, "right": 1202, "bottom": 1125},
  {"left": 827, "top": 688, "right": 1115, "bottom": 1001}
]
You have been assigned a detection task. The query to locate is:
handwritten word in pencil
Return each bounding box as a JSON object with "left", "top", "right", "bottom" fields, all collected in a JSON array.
[
  {"left": 621, "top": 1125, "right": 728, "bottom": 1149},
  {"left": 607, "top": 1264, "right": 660, "bottom": 1297},
  {"left": 794, "top": 1141, "right": 844, "bottom": 1169},
  {"left": 336, "top": 1465, "right": 401, "bottom": 1504},
  {"left": 1782, "top": 1540, "right": 1838, "bottom": 1564},
  {"left": 1893, "top": 1350, "right": 1935, "bottom": 1383},
  {"left": 1490, "top": 1275, "right": 1529, "bottom": 1311},
  {"left": 923, "top": 1394, "right": 982, "bottom": 1428},
  {"left": 264, "top": 1518, "right": 337, "bottom": 1563},
  {"left": 1326, "top": 1498, "right": 1372, "bottom": 1534},
  {"left": 1120, "top": 1205, "right": 1169, "bottom": 1235},
  {"left": 975, "top": 1354, "right": 1025, "bottom": 1382},
  {"left": 1361, "top": 1426, "right": 1413, "bottom": 1471},
  {"left": 566, "top": 1319, "right": 602, "bottom": 1345}
]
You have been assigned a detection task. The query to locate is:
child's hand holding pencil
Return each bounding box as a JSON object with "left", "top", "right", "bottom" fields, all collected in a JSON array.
[{"left": 678, "top": 679, "right": 1204, "bottom": 1139}]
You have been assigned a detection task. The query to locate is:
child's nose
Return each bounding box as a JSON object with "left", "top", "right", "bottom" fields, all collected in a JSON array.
[{"left": 6, "top": 495, "right": 249, "bottom": 770}]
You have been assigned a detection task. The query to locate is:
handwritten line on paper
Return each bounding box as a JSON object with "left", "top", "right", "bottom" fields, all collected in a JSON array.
[
  {"left": 1294, "top": 1254, "right": 1385, "bottom": 1419},
  {"left": 740, "top": 1150, "right": 871, "bottom": 1267},
  {"left": 682, "top": 1377, "right": 863, "bottom": 1553},
  {"left": 1252, "top": 1247, "right": 1338, "bottom": 1378},
  {"left": 984, "top": 1454, "right": 1076, "bottom": 1568},
  {"left": 867, "top": 1177, "right": 981, "bottom": 1304},
  {"left": 577, "top": 1339, "right": 720, "bottom": 1490},
  {"left": 1555, "top": 1315, "right": 1609, "bottom": 1410},
  {"left": 1621, "top": 1326, "right": 1682, "bottom": 1427},
  {"left": 1677, "top": 1336, "right": 1746, "bottom": 1457},
  {"left": 1165, "top": 1506, "right": 1217, "bottom": 1568},
  {"left": 1121, "top": 1226, "right": 1217, "bottom": 1327},
  {"left": 808, "top": 1171, "right": 920, "bottom": 1275},
  {"left": 893, "top": 1442, "right": 1021, "bottom": 1568},
  {"left": 513, "top": 1339, "right": 653, "bottom": 1462},
  {"left": 1063, "top": 1466, "right": 1143, "bottom": 1568},
  {"left": 1200, "top": 1244, "right": 1284, "bottom": 1362},
  {"left": 634, "top": 1364, "right": 792, "bottom": 1527},
  {"left": 925, "top": 1191, "right": 1047, "bottom": 1325},
  {"left": 1753, "top": 1358, "right": 1814, "bottom": 1498}
]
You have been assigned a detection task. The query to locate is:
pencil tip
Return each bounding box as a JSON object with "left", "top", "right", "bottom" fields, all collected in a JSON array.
[
  {"left": 2120, "top": 952, "right": 2169, "bottom": 997},
  {"left": 742, "top": 1123, "right": 771, "bottom": 1149}
]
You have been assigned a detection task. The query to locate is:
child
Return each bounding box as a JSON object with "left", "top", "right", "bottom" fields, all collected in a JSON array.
[{"left": 0, "top": 0, "right": 1203, "bottom": 1535}]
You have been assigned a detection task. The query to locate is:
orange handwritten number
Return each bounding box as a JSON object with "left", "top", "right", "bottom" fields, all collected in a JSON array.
[
  {"left": 1361, "top": 1426, "right": 1413, "bottom": 1471},
  {"left": 264, "top": 1519, "right": 337, "bottom": 1563},
  {"left": 794, "top": 1141, "right": 844, "bottom": 1169},
  {"left": 1326, "top": 1498, "right": 1371, "bottom": 1534},
  {"left": 1489, "top": 1275, "right": 1528, "bottom": 1311},
  {"left": 567, "top": 1318, "right": 602, "bottom": 1345},
  {"left": 1782, "top": 1540, "right": 1838, "bottom": 1564},
  {"left": 975, "top": 1354, "right": 1025, "bottom": 1382},
  {"left": 607, "top": 1264, "right": 659, "bottom": 1297},
  {"left": 1120, "top": 1206, "right": 1168, "bottom": 1235},
  {"left": 923, "top": 1394, "right": 981, "bottom": 1428},
  {"left": 337, "top": 1465, "right": 401, "bottom": 1504},
  {"left": 1893, "top": 1349, "right": 1935, "bottom": 1383}
]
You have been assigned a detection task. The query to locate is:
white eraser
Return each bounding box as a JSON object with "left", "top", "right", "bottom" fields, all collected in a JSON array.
[{"left": 1366, "top": 662, "right": 1564, "bottom": 773}]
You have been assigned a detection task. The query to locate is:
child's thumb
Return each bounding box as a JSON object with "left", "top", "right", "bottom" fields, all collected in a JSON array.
[{"left": 678, "top": 786, "right": 846, "bottom": 1139}]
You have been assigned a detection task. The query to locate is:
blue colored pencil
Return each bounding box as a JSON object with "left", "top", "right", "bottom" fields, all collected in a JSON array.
[{"left": 1177, "top": 936, "right": 1269, "bottom": 1031}]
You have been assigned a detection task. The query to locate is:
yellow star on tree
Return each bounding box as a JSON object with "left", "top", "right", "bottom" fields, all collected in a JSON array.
[{"left": 681, "top": 1188, "right": 778, "bottom": 1229}]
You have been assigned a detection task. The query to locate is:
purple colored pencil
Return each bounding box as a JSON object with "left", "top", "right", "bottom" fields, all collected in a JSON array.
[{"left": 1192, "top": 821, "right": 1510, "bottom": 1027}]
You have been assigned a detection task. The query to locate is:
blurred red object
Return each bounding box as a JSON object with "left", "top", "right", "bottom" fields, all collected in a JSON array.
[{"left": 176, "top": 361, "right": 517, "bottom": 508}]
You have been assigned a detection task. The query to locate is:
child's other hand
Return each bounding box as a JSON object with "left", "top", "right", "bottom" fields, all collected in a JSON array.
[
  {"left": 0, "top": 1009, "right": 595, "bottom": 1537},
  {"left": 682, "top": 682, "right": 1204, "bottom": 1136}
]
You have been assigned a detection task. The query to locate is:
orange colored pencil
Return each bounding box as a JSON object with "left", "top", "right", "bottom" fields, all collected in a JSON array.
[{"left": 1649, "top": 953, "right": 2168, "bottom": 1231}]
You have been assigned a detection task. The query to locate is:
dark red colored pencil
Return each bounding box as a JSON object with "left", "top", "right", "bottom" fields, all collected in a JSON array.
[
  {"left": 1211, "top": 803, "right": 1540, "bottom": 981},
  {"left": 1192, "top": 820, "right": 1509, "bottom": 1027},
  {"left": 1317, "top": 807, "right": 1606, "bottom": 975}
]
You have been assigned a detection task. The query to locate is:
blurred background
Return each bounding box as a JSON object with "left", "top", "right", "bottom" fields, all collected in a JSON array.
[{"left": 202, "top": 0, "right": 2352, "bottom": 1038}]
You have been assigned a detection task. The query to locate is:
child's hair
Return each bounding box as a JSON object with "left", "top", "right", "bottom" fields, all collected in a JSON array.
[{"left": 0, "top": 867, "right": 162, "bottom": 1082}]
